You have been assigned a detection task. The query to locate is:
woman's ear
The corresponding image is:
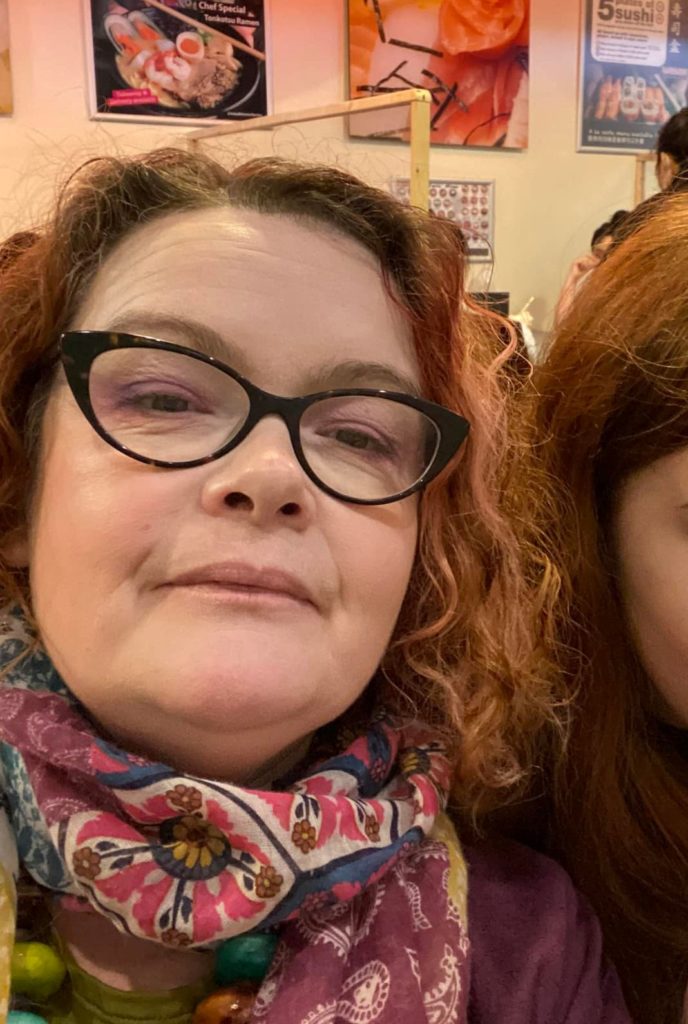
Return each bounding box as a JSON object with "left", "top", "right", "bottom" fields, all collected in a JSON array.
[
  {"left": 1, "top": 528, "right": 29, "bottom": 568},
  {"left": 657, "top": 152, "right": 679, "bottom": 190}
]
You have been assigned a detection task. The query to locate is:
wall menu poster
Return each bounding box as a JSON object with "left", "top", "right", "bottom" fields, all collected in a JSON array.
[
  {"left": 0, "top": 0, "right": 12, "bottom": 117},
  {"left": 579, "top": 0, "right": 688, "bottom": 151},
  {"left": 348, "top": 1, "right": 530, "bottom": 149},
  {"left": 86, "top": 1, "right": 268, "bottom": 124},
  {"left": 391, "top": 178, "right": 495, "bottom": 260}
]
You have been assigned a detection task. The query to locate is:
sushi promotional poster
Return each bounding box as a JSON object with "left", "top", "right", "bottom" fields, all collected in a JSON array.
[
  {"left": 578, "top": 0, "right": 688, "bottom": 151},
  {"left": 348, "top": 0, "right": 529, "bottom": 149},
  {"left": 86, "top": 0, "right": 269, "bottom": 124},
  {"left": 0, "top": 0, "right": 12, "bottom": 116}
]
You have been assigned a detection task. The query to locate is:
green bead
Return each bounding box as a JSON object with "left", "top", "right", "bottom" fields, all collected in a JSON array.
[
  {"left": 8, "top": 1013, "right": 50, "bottom": 1024},
  {"left": 214, "top": 932, "right": 278, "bottom": 985},
  {"left": 10, "top": 941, "right": 66, "bottom": 1002}
]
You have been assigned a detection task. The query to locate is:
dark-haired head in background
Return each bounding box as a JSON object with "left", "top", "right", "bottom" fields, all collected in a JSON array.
[{"left": 656, "top": 107, "right": 688, "bottom": 191}]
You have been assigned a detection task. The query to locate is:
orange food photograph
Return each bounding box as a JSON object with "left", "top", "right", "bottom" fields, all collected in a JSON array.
[{"left": 348, "top": 0, "right": 529, "bottom": 148}]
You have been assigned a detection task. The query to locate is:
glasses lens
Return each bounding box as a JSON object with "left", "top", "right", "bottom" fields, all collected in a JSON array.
[
  {"left": 89, "top": 347, "right": 250, "bottom": 463},
  {"left": 300, "top": 395, "right": 440, "bottom": 501}
]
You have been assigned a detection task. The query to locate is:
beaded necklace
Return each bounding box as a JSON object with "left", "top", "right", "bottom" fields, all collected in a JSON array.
[
  {"left": 1, "top": 613, "right": 460, "bottom": 1024},
  {"left": 9, "top": 929, "right": 278, "bottom": 1023}
]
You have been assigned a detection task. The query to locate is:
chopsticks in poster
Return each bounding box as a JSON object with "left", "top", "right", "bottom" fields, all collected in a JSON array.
[{"left": 142, "top": 0, "right": 266, "bottom": 61}]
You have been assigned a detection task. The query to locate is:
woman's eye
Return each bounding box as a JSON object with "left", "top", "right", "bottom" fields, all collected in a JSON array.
[
  {"left": 336, "top": 428, "right": 377, "bottom": 449},
  {"left": 330, "top": 427, "right": 392, "bottom": 455},
  {"left": 134, "top": 392, "right": 192, "bottom": 413}
]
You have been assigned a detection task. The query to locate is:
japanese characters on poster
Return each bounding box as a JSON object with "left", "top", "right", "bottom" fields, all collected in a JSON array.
[
  {"left": 348, "top": 0, "right": 529, "bottom": 149},
  {"left": 86, "top": 1, "right": 268, "bottom": 124},
  {"left": 579, "top": 0, "right": 688, "bottom": 151},
  {"left": 0, "top": 0, "right": 12, "bottom": 117}
]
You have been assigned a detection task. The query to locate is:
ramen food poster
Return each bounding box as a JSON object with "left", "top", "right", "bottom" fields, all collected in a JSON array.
[
  {"left": 86, "top": 0, "right": 268, "bottom": 124},
  {"left": 348, "top": 0, "right": 529, "bottom": 148},
  {"left": 579, "top": 0, "right": 688, "bottom": 151},
  {"left": 0, "top": 0, "right": 12, "bottom": 117}
]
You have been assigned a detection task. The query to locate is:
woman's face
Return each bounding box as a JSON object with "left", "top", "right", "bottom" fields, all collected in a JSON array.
[
  {"left": 24, "top": 208, "right": 420, "bottom": 780},
  {"left": 615, "top": 446, "right": 688, "bottom": 724}
]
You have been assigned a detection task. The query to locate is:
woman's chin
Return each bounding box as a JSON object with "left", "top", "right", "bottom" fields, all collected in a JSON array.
[
  {"left": 56, "top": 614, "right": 369, "bottom": 772},
  {"left": 121, "top": 676, "right": 325, "bottom": 780},
  {"left": 144, "top": 660, "right": 322, "bottom": 727}
]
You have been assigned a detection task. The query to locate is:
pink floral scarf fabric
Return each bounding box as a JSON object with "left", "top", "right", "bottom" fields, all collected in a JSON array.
[{"left": 0, "top": 611, "right": 470, "bottom": 1023}]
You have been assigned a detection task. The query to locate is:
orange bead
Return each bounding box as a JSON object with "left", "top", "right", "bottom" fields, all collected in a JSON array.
[{"left": 192, "top": 982, "right": 258, "bottom": 1024}]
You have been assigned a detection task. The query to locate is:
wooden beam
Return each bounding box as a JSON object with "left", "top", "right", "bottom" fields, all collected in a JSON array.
[
  {"left": 634, "top": 151, "right": 654, "bottom": 205},
  {"left": 184, "top": 89, "right": 433, "bottom": 211},
  {"left": 184, "top": 88, "right": 433, "bottom": 142},
  {"left": 409, "top": 93, "right": 431, "bottom": 210}
]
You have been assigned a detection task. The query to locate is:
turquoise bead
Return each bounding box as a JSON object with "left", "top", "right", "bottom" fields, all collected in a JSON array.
[
  {"left": 214, "top": 932, "right": 278, "bottom": 985},
  {"left": 8, "top": 1013, "right": 49, "bottom": 1024}
]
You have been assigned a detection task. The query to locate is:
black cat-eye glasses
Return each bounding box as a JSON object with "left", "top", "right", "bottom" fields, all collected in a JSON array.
[{"left": 59, "top": 331, "right": 470, "bottom": 507}]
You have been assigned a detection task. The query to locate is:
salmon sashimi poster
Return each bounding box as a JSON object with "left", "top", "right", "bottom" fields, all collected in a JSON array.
[
  {"left": 86, "top": 0, "right": 268, "bottom": 124},
  {"left": 348, "top": 0, "right": 529, "bottom": 148}
]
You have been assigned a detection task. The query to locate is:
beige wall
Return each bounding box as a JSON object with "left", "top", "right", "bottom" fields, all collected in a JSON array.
[{"left": 0, "top": 0, "right": 639, "bottom": 331}]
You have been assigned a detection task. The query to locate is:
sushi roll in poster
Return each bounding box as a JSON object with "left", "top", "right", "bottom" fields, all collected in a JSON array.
[
  {"left": 86, "top": 0, "right": 268, "bottom": 124},
  {"left": 578, "top": 0, "right": 688, "bottom": 152},
  {"left": 348, "top": 0, "right": 529, "bottom": 148}
]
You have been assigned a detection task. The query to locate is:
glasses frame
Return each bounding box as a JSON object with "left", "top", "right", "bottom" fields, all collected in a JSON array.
[{"left": 59, "top": 330, "right": 470, "bottom": 507}]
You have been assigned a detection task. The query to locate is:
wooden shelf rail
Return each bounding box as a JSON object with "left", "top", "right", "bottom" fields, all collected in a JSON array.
[{"left": 185, "top": 88, "right": 432, "bottom": 210}]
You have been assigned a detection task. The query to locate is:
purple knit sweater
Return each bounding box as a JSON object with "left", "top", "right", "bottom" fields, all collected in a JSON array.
[{"left": 466, "top": 840, "right": 632, "bottom": 1023}]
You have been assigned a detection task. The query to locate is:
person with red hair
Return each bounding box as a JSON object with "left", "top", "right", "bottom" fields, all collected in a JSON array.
[
  {"left": 534, "top": 187, "right": 688, "bottom": 1024},
  {"left": 0, "top": 149, "right": 628, "bottom": 1023}
]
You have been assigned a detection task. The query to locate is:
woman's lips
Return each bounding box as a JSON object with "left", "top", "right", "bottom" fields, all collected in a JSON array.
[{"left": 163, "top": 561, "right": 318, "bottom": 609}]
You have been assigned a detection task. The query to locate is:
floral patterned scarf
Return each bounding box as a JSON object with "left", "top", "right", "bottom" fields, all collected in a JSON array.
[{"left": 0, "top": 611, "right": 470, "bottom": 1023}]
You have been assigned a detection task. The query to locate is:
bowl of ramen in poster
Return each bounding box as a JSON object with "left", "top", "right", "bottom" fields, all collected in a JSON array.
[{"left": 99, "top": 4, "right": 262, "bottom": 117}]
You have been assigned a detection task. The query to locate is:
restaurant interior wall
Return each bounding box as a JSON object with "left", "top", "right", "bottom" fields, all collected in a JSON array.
[{"left": 0, "top": 0, "right": 636, "bottom": 332}]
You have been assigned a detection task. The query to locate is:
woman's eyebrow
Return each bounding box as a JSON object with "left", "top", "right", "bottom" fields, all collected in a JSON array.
[
  {"left": 105, "top": 312, "right": 250, "bottom": 373},
  {"left": 105, "top": 312, "right": 421, "bottom": 396},
  {"left": 305, "top": 361, "right": 422, "bottom": 397}
]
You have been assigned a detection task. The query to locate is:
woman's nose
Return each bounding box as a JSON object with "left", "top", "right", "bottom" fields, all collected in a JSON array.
[{"left": 199, "top": 417, "right": 317, "bottom": 528}]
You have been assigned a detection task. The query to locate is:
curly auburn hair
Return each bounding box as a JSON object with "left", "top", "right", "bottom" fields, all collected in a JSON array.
[
  {"left": 0, "top": 147, "right": 560, "bottom": 816},
  {"left": 534, "top": 189, "right": 688, "bottom": 1023}
]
